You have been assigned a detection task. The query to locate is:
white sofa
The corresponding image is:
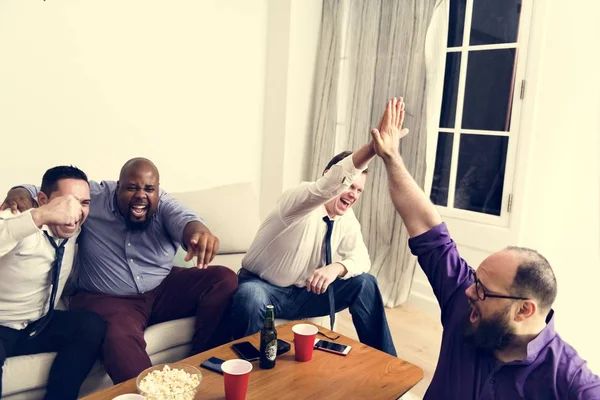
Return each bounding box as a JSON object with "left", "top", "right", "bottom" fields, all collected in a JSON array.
[{"left": 2, "top": 182, "right": 329, "bottom": 399}]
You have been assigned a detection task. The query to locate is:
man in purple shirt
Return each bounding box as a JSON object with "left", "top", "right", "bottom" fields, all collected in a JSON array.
[
  {"left": 370, "top": 98, "right": 600, "bottom": 399},
  {"left": 1, "top": 158, "right": 238, "bottom": 384}
]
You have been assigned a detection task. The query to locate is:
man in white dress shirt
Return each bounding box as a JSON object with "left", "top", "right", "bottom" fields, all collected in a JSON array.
[
  {"left": 0, "top": 166, "right": 106, "bottom": 400},
  {"left": 231, "top": 101, "right": 401, "bottom": 356}
]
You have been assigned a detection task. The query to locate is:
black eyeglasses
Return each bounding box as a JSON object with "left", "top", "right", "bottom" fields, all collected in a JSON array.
[{"left": 473, "top": 272, "right": 529, "bottom": 301}]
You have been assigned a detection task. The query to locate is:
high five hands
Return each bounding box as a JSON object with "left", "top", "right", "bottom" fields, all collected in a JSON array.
[{"left": 371, "top": 97, "right": 409, "bottom": 160}]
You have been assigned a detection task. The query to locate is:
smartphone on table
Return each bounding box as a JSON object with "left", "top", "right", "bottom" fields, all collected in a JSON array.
[
  {"left": 231, "top": 341, "right": 261, "bottom": 361},
  {"left": 277, "top": 338, "right": 291, "bottom": 355},
  {"left": 313, "top": 338, "right": 352, "bottom": 356},
  {"left": 200, "top": 356, "right": 225, "bottom": 374}
]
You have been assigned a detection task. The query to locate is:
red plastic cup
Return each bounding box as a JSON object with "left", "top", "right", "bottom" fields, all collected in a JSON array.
[
  {"left": 222, "top": 359, "right": 252, "bottom": 400},
  {"left": 292, "top": 323, "right": 318, "bottom": 362}
]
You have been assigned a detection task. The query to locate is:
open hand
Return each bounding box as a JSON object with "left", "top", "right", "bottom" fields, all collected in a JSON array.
[
  {"left": 184, "top": 231, "right": 220, "bottom": 269},
  {"left": 371, "top": 97, "right": 409, "bottom": 160}
]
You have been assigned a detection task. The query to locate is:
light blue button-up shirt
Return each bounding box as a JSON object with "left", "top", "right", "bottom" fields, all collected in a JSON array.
[{"left": 23, "top": 181, "right": 202, "bottom": 296}]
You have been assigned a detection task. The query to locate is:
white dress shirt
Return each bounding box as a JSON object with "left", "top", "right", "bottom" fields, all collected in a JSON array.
[
  {"left": 242, "top": 156, "right": 371, "bottom": 287},
  {"left": 0, "top": 209, "right": 78, "bottom": 330}
]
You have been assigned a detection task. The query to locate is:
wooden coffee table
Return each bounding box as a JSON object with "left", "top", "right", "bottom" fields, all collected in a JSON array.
[{"left": 82, "top": 321, "right": 423, "bottom": 400}]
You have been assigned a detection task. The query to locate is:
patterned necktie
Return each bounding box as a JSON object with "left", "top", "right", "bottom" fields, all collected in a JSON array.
[
  {"left": 28, "top": 231, "right": 69, "bottom": 338},
  {"left": 322, "top": 216, "right": 336, "bottom": 331}
]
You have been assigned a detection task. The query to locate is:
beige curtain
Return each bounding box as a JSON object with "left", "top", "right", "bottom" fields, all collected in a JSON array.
[
  {"left": 309, "top": 0, "right": 444, "bottom": 306},
  {"left": 309, "top": 0, "right": 344, "bottom": 179}
]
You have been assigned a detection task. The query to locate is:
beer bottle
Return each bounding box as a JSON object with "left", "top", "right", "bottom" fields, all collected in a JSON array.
[{"left": 259, "top": 305, "right": 277, "bottom": 369}]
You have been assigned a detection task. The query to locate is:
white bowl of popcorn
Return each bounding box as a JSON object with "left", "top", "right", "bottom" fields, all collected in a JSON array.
[{"left": 136, "top": 363, "right": 202, "bottom": 400}]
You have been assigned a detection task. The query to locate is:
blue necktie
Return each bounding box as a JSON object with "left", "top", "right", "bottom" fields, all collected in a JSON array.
[
  {"left": 322, "top": 216, "right": 336, "bottom": 331},
  {"left": 28, "top": 232, "right": 68, "bottom": 338}
]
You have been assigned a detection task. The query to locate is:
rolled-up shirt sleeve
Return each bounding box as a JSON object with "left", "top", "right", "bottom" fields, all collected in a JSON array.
[{"left": 14, "top": 184, "right": 39, "bottom": 200}]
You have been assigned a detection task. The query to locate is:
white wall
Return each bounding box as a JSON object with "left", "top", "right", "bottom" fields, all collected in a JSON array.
[
  {"left": 516, "top": 0, "right": 600, "bottom": 371},
  {"left": 282, "top": 0, "right": 323, "bottom": 190},
  {"left": 260, "top": 0, "right": 322, "bottom": 218},
  {"left": 0, "top": 0, "right": 267, "bottom": 193}
]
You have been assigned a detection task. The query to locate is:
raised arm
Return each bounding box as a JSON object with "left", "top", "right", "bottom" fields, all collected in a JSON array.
[
  {"left": 0, "top": 195, "right": 83, "bottom": 256},
  {"left": 372, "top": 98, "right": 472, "bottom": 324},
  {"left": 278, "top": 142, "right": 376, "bottom": 224},
  {"left": 371, "top": 98, "right": 442, "bottom": 237}
]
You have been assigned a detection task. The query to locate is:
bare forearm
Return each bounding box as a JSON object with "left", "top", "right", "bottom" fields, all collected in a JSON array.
[
  {"left": 383, "top": 155, "right": 442, "bottom": 237},
  {"left": 351, "top": 142, "right": 376, "bottom": 170}
]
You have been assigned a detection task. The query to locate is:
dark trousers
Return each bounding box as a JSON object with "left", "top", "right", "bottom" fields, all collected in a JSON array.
[
  {"left": 0, "top": 310, "right": 107, "bottom": 400},
  {"left": 231, "top": 270, "right": 397, "bottom": 356},
  {"left": 70, "top": 266, "right": 238, "bottom": 384}
]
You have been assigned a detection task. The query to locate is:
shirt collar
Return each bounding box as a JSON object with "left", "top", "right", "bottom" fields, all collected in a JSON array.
[
  {"left": 320, "top": 205, "right": 331, "bottom": 219},
  {"left": 522, "top": 309, "right": 557, "bottom": 362},
  {"left": 41, "top": 225, "right": 80, "bottom": 242},
  {"left": 320, "top": 205, "right": 340, "bottom": 222},
  {"left": 42, "top": 225, "right": 56, "bottom": 239}
]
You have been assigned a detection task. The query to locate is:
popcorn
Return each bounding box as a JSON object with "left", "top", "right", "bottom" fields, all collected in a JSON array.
[{"left": 138, "top": 365, "right": 200, "bottom": 400}]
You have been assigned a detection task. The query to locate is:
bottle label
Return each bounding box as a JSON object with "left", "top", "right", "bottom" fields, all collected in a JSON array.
[{"left": 265, "top": 340, "right": 277, "bottom": 361}]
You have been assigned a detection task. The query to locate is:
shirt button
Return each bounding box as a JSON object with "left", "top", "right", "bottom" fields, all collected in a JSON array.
[
  {"left": 128, "top": 243, "right": 131, "bottom": 246},
  {"left": 130, "top": 259, "right": 134, "bottom": 263},
  {"left": 490, "top": 379, "right": 496, "bottom": 384},
  {"left": 136, "top": 276, "right": 140, "bottom": 280}
]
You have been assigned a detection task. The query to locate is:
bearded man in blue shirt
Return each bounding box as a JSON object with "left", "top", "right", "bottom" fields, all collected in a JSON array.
[{"left": 1, "top": 158, "right": 238, "bottom": 384}]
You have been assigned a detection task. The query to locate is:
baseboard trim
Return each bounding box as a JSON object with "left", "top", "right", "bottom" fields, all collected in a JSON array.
[{"left": 405, "top": 291, "right": 440, "bottom": 320}]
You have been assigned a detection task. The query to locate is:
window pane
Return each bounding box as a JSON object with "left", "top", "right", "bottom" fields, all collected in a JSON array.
[
  {"left": 448, "top": 0, "right": 467, "bottom": 47},
  {"left": 462, "top": 49, "right": 516, "bottom": 131},
  {"left": 430, "top": 132, "right": 454, "bottom": 207},
  {"left": 470, "top": 0, "right": 522, "bottom": 46},
  {"left": 454, "top": 134, "right": 508, "bottom": 216},
  {"left": 439, "top": 52, "right": 461, "bottom": 128}
]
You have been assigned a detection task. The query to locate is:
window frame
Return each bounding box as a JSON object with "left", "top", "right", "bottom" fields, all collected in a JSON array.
[{"left": 432, "top": 0, "right": 535, "bottom": 227}]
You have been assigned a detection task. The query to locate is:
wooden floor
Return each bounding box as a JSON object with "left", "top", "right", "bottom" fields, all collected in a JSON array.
[{"left": 335, "top": 304, "right": 442, "bottom": 399}]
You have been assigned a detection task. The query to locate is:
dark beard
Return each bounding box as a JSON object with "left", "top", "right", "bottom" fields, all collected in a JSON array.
[
  {"left": 125, "top": 217, "right": 151, "bottom": 231},
  {"left": 463, "top": 309, "right": 516, "bottom": 352}
]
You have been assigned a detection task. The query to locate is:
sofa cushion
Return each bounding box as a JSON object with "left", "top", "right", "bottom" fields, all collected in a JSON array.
[
  {"left": 170, "top": 183, "right": 260, "bottom": 255},
  {"left": 1, "top": 353, "right": 54, "bottom": 397},
  {"left": 2, "top": 317, "right": 198, "bottom": 398},
  {"left": 144, "top": 317, "right": 195, "bottom": 356}
]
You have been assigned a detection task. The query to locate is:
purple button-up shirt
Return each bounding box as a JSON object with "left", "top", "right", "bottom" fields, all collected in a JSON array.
[
  {"left": 24, "top": 181, "right": 202, "bottom": 296},
  {"left": 409, "top": 223, "right": 600, "bottom": 400}
]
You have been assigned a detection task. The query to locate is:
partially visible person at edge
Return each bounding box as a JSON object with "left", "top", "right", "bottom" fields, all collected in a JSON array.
[
  {"left": 1, "top": 158, "right": 238, "bottom": 384},
  {"left": 0, "top": 165, "right": 106, "bottom": 400},
  {"left": 371, "top": 97, "right": 600, "bottom": 399}
]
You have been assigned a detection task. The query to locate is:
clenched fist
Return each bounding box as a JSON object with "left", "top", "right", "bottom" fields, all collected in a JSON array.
[{"left": 31, "top": 195, "right": 84, "bottom": 228}]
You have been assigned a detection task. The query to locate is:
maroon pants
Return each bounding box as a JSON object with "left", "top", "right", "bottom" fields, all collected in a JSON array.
[{"left": 70, "top": 265, "right": 238, "bottom": 384}]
